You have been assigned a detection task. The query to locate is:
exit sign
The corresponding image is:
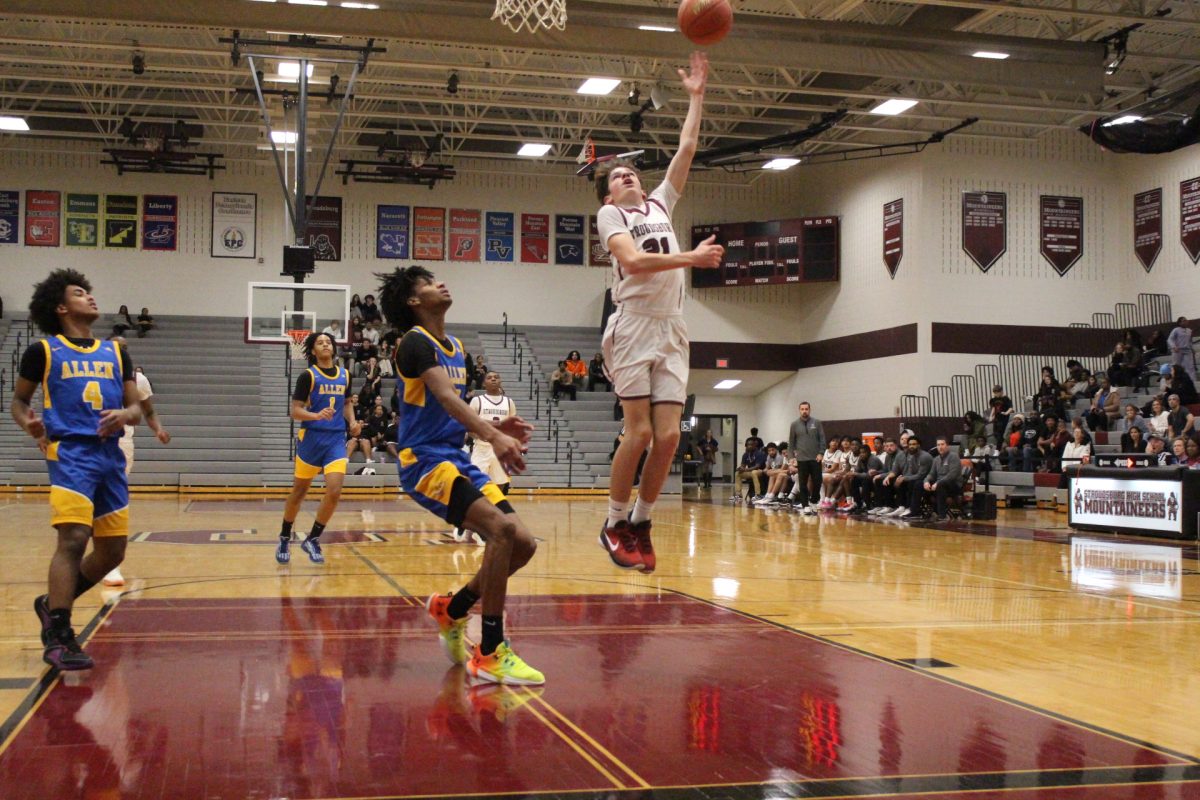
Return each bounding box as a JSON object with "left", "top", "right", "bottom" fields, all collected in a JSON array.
[{"left": 715, "top": 358, "right": 729, "bottom": 368}]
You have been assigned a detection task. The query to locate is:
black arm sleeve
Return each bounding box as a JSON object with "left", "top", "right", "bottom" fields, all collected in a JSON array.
[
  {"left": 344, "top": 376, "right": 354, "bottom": 397},
  {"left": 292, "top": 371, "right": 314, "bottom": 402},
  {"left": 118, "top": 344, "right": 134, "bottom": 382},
  {"left": 18, "top": 343, "right": 45, "bottom": 383},
  {"left": 398, "top": 331, "right": 438, "bottom": 379}
]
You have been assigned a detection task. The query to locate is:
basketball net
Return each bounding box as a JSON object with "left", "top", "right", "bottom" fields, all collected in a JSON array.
[
  {"left": 287, "top": 329, "right": 311, "bottom": 361},
  {"left": 492, "top": 0, "right": 566, "bottom": 33}
]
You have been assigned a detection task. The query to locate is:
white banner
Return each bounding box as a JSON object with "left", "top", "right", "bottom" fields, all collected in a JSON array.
[
  {"left": 211, "top": 192, "right": 256, "bottom": 259},
  {"left": 1069, "top": 476, "right": 1183, "bottom": 534},
  {"left": 1070, "top": 538, "right": 1182, "bottom": 599}
]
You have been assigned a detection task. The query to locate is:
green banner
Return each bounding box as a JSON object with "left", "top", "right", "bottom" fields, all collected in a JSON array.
[{"left": 65, "top": 193, "right": 99, "bottom": 247}]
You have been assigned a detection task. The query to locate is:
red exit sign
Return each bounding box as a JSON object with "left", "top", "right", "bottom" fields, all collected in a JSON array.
[{"left": 715, "top": 358, "right": 729, "bottom": 368}]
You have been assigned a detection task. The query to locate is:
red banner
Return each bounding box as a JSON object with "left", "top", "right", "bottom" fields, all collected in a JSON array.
[
  {"left": 1133, "top": 188, "right": 1162, "bottom": 273},
  {"left": 25, "top": 190, "right": 60, "bottom": 247},
  {"left": 1039, "top": 195, "right": 1083, "bottom": 276},
  {"left": 588, "top": 215, "right": 611, "bottom": 268},
  {"left": 413, "top": 206, "right": 445, "bottom": 261},
  {"left": 448, "top": 208, "right": 481, "bottom": 261},
  {"left": 883, "top": 199, "right": 903, "bottom": 278},
  {"left": 962, "top": 191, "right": 1006, "bottom": 273},
  {"left": 1181, "top": 177, "right": 1200, "bottom": 264},
  {"left": 521, "top": 213, "right": 549, "bottom": 263}
]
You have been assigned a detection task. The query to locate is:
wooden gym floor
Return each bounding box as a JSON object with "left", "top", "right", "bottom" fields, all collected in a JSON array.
[{"left": 0, "top": 486, "right": 1197, "bottom": 799}]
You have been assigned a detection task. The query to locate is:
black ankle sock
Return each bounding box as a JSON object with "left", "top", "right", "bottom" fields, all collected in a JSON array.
[
  {"left": 308, "top": 521, "right": 326, "bottom": 542},
  {"left": 73, "top": 573, "right": 97, "bottom": 600},
  {"left": 280, "top": 520, "right": 293, "bottom": 540},
  {"left": 446, "top": 587, "right": 479, "bottom": 620},
  {"left": 480, "top": 614, "right": 504, "bottom": 655},
  {"left": 48, "top": 608, "right": 71, "bottom": 632}
]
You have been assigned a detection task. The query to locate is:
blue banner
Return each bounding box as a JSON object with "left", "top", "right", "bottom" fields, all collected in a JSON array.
[
  {"left": 142, "top": 195, "right": 178, "bottom": 251},
  {"left": 376, "top": 204, "right": 410, "bottom": 259},
  {"left": 0, "top": 190, "right": 19, "bottom": 244},
  {"left": 555, "top": 214, "right": 584, "bottom": 265},
  {"left": 485, "top": 211, "right": 514, "bottom": 263}
]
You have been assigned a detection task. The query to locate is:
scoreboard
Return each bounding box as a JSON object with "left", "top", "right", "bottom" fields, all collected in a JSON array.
[{"left": 690, "top": 216, "right": 840, "bottom": 288}]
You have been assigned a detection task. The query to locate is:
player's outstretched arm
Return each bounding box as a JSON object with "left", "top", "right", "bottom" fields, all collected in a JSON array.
[
  {"left": 140, "top": 397, "right": 171, "bottom": 444},
  {"left": 422, "top": 366, "right": 526, "bottom": 473},
  {"left": 665, "top": 51, "right": 708, "bottom": 196},
  {"left": 607, "top": 230, "right": 723, "bottom": 275}
]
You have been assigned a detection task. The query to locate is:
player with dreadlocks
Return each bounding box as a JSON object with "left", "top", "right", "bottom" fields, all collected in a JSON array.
[
  {"left": 276, "top": 331, "right": 363, "bottom": 565},
  {"left": 379, "top": 265, "right": 543, "bottom": 685}
]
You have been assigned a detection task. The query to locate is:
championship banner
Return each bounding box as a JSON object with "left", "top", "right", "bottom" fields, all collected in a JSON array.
[
  {"left": 555, "top": 214, "right": 584, "bottom": 265},
  {"left": 142, "top": 195, "right": 178, "bottom": 251},
  {"left": 304, "top": 195, "right": 342, "bottom": 261},
  {"left": 413, "top": 206, "right": 445, "bottom": 260},
  {"left": 1039, "top": 195, "right": 1083, "bottom": 276},
  {"left": 1070, "top": 476, "right": 1183, "bottom": 535},
  {"left": 376, "top": 204, "right": 409, "bottom": 259},
  {"left": 1133, "top": 188, "right": 1162, "bottom": 273},
  {"left": 0, "top": 190, "right": 17, "bottom": 244},
  {"left": 65, "top": 193, "right": 99, "bottom": 248},
  {"left": 449, "top": 208, "right": 482, "bottom": 262},
  {"left": 485, "top": 212, "right": 514, "bottom": 263},
  {"left": 521, "top": 213, "right": 550, "bottom": 263},
  {"left": 588, "top": 215, "right": 611, "bottom": 268},
  {"left": 961, "top": 191, "right": 1006, "bottom": 273},
  {"left": 25, "top": 190, "right": 60, "bottom": 247},
  {"left": 211, "top": 192, "right": 256, "bottom": 259},
  {"left": 104, "top": 194, "right": 138, "bottom": 249},
  {"left": 883, "top": 199, "right": 902, "bottom": 278},
  {"left": 1181, "top": 177, "right": 1200, "bottom": 264}
]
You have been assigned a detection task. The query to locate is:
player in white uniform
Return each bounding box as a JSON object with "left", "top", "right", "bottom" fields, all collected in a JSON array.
[
  {"left": 453, "top": 371, "right": 515, "bottom": 544},
  {"left": 594, "top": 51, "right": 725, "bottom": 574},
  {"left": 107, "top": 361, "right": 170, "bottom": 585}
]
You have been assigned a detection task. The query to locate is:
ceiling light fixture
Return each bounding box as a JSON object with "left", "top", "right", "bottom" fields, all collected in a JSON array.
[
  {"left": 972, "top": 51, "right": 1009, "bottom": 60},
  {"left": 763, "top": 157, "right": 800, "bottom": 171},
  {"left": 869, "top": 98, "right": 918, "bottom": 116},
  {"left": 287, "top": 0, "right": 329, "bottom": 5},
  {"left": 277, "top": 62, "right": 315, "bottom": 79},
  {"left": 713, "top": 379, "right": 741, "bottom": 390},
  {"left": 341, "top": 1, "right": 380, "bottom": 6},
  {"left": 577, "top": 78, "right": 621, "bottom": 95},
  {"left": 518, "top": 143, "right": 551, "bottom": 157},
  {"left": 638, "top": 24, "right": 676, "bottom": 32},
  {"left": 0, "top": 116, "right": 30, "bottom": 132},
  {"left": 271, "top": 130, "right": 299, "bottom": 144}
]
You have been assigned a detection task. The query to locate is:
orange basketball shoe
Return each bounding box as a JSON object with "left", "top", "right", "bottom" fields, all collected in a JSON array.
[{"left": 425, "top": 593, "right": 472, "bottom": 665}]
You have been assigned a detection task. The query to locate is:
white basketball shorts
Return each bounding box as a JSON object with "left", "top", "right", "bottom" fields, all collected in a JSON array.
[{"left": 601, "top": 308, "right": 689, "bottom": 405}]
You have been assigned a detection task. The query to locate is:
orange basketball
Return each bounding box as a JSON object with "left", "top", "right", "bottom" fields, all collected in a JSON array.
[{"left": 677, "top": 0, "right": 733, "bottom": 46}]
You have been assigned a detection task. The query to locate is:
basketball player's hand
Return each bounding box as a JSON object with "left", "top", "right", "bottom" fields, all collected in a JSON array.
[
  {"left": 317, "top": 406, "right": 336, "bottom": 421},
  {"left": 22, "top": 408, "right": 45, "bottom": 441},
  {"left": 36, "top": 437, "right": 49, "bottom": 455},
  {"left": 690, "top": 235, "right": 724, "bottom": 269},
  {"left": 679, "top": 51, "right": 708, "bottom": 97},
  {"left": 495, "top": 415, "right": 534, "bottom": 446},
  {"left": 97, "top": 408, "right": 129, "bottom": 438},
  {"left": 491, "top": 433, "right": 527, "bottom": 474}
]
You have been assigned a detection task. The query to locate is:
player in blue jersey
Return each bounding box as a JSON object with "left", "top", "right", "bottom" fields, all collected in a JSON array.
[
  {"left": 11, "top": 269, "right": 142, "bottom": 671},
  {"left": 378, "top": 265, "right": 543, "bottom": 685},
  {"left": 277, "top": 331, "right": 362, "bottom": 565}
]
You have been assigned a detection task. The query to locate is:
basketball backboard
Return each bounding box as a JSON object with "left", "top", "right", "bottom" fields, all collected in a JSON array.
[{"left": 245, "top": 281, "right": 351, "bottom": 344}]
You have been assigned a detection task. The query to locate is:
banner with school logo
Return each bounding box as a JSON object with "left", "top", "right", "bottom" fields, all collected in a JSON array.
[
  {"left": 304, "top": 195, "right": 342, "bottom": 261},
  {"left": 555, "top": 214, "right": 584, "bottom": 265},
  {"left": 0, "top": 190, "right": 18, "bottom": 244},
  {"left": 1039, "top": 195, "right": 1083, "bottom": 276},
  {"left": 449, "top": 208, "right": 482, "bottom": 262},
  {"left": 413, "top": 206, "right": 445, "bottom": 260},
  {"left": 485, "top": 212, "right": 514, "bottom": 263},
  {"left": 521, "top": 213, "right": 550, "bottom": 263},
  {"left": 1133, "top": 188, "right": 1162, "bottom": 273},
  {"left": 1181, "top": 177, "right": 1200, "bottom": 264},
  {"left": 883, "top": 198, "right": 902, "bottom": 278},
  {"left": 142, "top": 195, "right": 178, "bottom": 251},
  {"left": 588, "top": 215, "right": 612, "bottom": 268},
  {"left": 65, "top": 193, "right": 99, "bottom": 248},
  {"left": 211, "top": 191, "right": 256, "bottom": 259},
  {"left": 961, "top": 191, "right": 1006, "bottom": 273},
  {"left": 376, "top": 204, "right": 409, "bottom": 259},
  {"left": 25, "top": 190, "right": 60, "bottom": 247},
  {"left": 105, "top": 194, "right": 138, "bottom": 249}
]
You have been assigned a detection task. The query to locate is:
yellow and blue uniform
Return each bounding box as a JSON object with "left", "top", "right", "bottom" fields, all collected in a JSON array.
[
  {"left": 396, "top": 326, "right": 506, "bottom": 525},
  {"left": 20, "top": 336, "right": 132, "bottom": 537},
  {"left": 294, "top": 364, "right": 351, "bottom": 479}
]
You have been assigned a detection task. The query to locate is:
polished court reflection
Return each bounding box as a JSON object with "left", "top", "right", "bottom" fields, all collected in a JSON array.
[{"left": 0, "top": 490, "right": 1198, "bottom": 799}]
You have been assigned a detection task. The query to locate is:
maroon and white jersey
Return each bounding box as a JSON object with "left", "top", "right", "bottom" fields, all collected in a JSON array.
[
  {"left": 596, "top": 181, "right": 685, "bottom": 316},
  {"left": 469, "top": 393, "right": 515, "bottom": 456}
]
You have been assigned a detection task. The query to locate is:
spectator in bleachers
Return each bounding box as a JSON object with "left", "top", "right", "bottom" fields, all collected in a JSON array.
[
  {"left": 1167, "top": 394, "right": 1195, "bottom": 440},
  {"left": 1168, "top": 317, "right": 1195, "bottom": 380},
  {"left": 1036, "top": 374, "right": 1068, "bottom": 420},
  {"left": 1172, "top": 437, "right": 1188, "bottom": 465},
  {"left": 362, "top": 320, "right": 381, "bottom": 351},
  {"left": 1144, "top": 328, "right": 1167, "bottom": 359},
  {"left": 359, "top": 357, "right": 383, "bottom": 406},
  {"left": 381, "top": 322, "right": 402, "bottom": 352},
  {"left": 322, "top": 319, "right": 342, "bottom": 338},
  {"left": 1120, "top": 424, "right": 1147, "bottom": 454},
  {"left": 1062, "top": 360, "right": 1085, "bottom": 394},
  {"left": 1034, "top": 414, "right": 1064, "bottom": 472},
  {"left": 345, "top": 413, "right": 377, "bottom": 463},
  {"left": 1182, "top": 437, "right": 1200, "bottom": 467},
  {"left": 588, "top": 353, "right": 611, "bottom": 391},
  {"left": 923, "top": 437, "right": 963, "bottom": 522},
  {"left": 377, "top": 341, "right": 394, "bottom": 377},
  {"left": 136, "top": 307, "right": 154, "bottom": 337},
  {"left": 551, "top": 360, "right": 577, "bottom": 401},
  {"left": 734, "top": 439, "right": 766, "bottom": 501},
  {"left": 969, "top": 435, "right": 997, "bottom": 461},
  {"left": 962, "top": 411, "right": 986, "bottom": 444},
  {"left": 349, "top": 293, "right": 363, "bottom": 323},
  {"left": 359, "top": 294, "right": 382, "bottom": 325},
  {"left": 1069, "top": 416, "right": 1092, "bottom": 443},
  {"left": 987, "top": 385, "right": 1013, "bottom": 441},
  {"left": 111, "top": 304, "right": 135, "bottom": 336},
  {"left": 1147, "top": 397, "right": 1170, "bottom": 438},
  {"left": 1006, "top": 414, "right": 1041, "bottom": 472},
  {"left": 1078, "top": 373, "right": 1101, "bottom": 400},
  {"left": 1085, "top": 375, "right": 1120, "bottom": 431},
  {"left": 384, "top": 412, "right": 400, "bottom": 462},
  {"left": 1119, "top": 403, "right": 1149, "bottom": 436},
  {"left": 367, "top": 406, "right": 389, "bottom": 458},
  {"left": 564, "top": 350, "right": 588, "bottom": 385},
  {"left": 1061, "top": 426, "right": 1092, "bottom": 469},
  {"left": 1170, "top": 365, "right": 1198, "bottom": 404},
  {"left": 1147, "top": 434, "right": 1175, "bottom": 466}
]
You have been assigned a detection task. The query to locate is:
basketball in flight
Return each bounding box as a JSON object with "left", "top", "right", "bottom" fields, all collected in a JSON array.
[{"left": 677, "top": 0, "right": 733, "bottom": 46}]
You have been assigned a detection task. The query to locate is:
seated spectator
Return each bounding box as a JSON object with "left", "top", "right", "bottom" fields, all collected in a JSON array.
[
  {"left": 551, "top": 361, "right": 577, "bottom": 400},
  {"left": 1144, "top": 328, "right": 1167, "bottom": 359},
  {"left": 1167, "top": 394, "right": 1195, "bottom": 440},
  {"left": 923, "top": 437, "right": 963, "bottom": 521},
  {"left": 890, "top": 436, "right": 933, "bottom": 519},
  {"left": 136, "top": 307, "right": 154, "bottom": 337},
  {"left": 1146, "top": 434, "right": 1176, "bottom": 466},
  {"left": 1107, "top": 342, "right": 1132, "bottom": 386},
  {"left": 1120, "top": 424, "right": 1147, "bottom": 453},
  {"left": 987, "top": 385, "right": 1013, "bottom": 440},
  {"left": 1084, "top": 375, "right": 1120, "bottom": 431},
  {"left": 1062, "top": 360, "right": 1085, "bottom": 394},
  {"left": 111, "top": 304, "right": 135, "bottom": 336},
  {"left": 1183, "top": 436, "right": 1200, "bottom": 468},
  {"left": 359, "top": 357, "right": 383, "bottom": 405},
  {"left": 1006, "top": 414, "right": 1041, "bottom": 472},
  {"left": 818, "top": 437, "right": 849, "bottom": 509},
  {"left": 849, "top": 443, "right": 884, "bottom": 512},
  {"left": 346, "top": 412, "right": 378, "bottom": 463},
  {"left": 384, "top": 412, "right": 400, "bottom": 462},
  {"left": 349, "top": 293, "right": 363, "bottom": 323},
  {"left": 1117, "top": 403, "right": 1149, "bottom": 435},
  {"left": 1036, "top": 374, "right": 1067, "bottom": 420},
  {"left": 377, "top": 341, "right": 394, "bottom": 377},
  {"left": 322, "top": 319, "right": 343, "bottom": 339},
  {"left": 1171, "top": 436, "right": 1189, "bottom": 466},
  {"left": 1036, "top": 415, "right": 1067, "bottom": 472},
  {"left": 833, "top": 439, "right": 861, "bottom": 510},
  {"left": 1171, "top": 365, "right": 1198, "bottom": 404},
  {"left": 753, "top": 443, "right": 789, "bottom": 505},
  {"left": 359, "top": 293, "right": 383, "bottom": 324},
  {"left": 1069, "top": 416, "right": 1092, "bottom": 444},
  {"left": 1078, "top": 373, "right": 1101, "bottom": 400},
  {"left": 962, "top": 411, "right": 986, "bottom": 444},
  {"left": 564, "top": 350, "right": 588, "bottom": 384},
  {"left": 588, "top": 352, "right": 611, "bottom": 392},
  {"left": 735, "top": 440, "right": 767, "bottom": 501},
  {"left": 1061, "top": 426, "right": 1092, "bottom": 469},
  {"left": 1147, "top": 397, "right": 1170, "bottom": 437},
  {"left": 472, "top": 355, "right": 488, "bottom": 390},
  {"left": 362, "top": 320, "right": 381, "bottom": 350},
  {"left": 367, "top": 406, "right": 389, "bottom": 458}
]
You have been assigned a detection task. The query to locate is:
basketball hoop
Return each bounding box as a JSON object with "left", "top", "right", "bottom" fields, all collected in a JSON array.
[
  {"left": 492, "top": 0, "right": 566, "bottom": 33},
  {"left": 287, "top": 329, "right": 311, "bottom": 361}
]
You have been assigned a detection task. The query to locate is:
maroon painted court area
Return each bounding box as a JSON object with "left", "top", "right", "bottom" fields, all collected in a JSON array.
[{"left": 0, "top": 594, "right": 1192, "bottom": 800}]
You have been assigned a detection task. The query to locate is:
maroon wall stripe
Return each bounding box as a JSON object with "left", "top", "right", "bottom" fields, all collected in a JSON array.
[
  {"left": 931, "top": 322, "right": 1113, "bottom": 357},
  {"left": 691, "top": 323, "right": 918, "bottom": 371}
]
